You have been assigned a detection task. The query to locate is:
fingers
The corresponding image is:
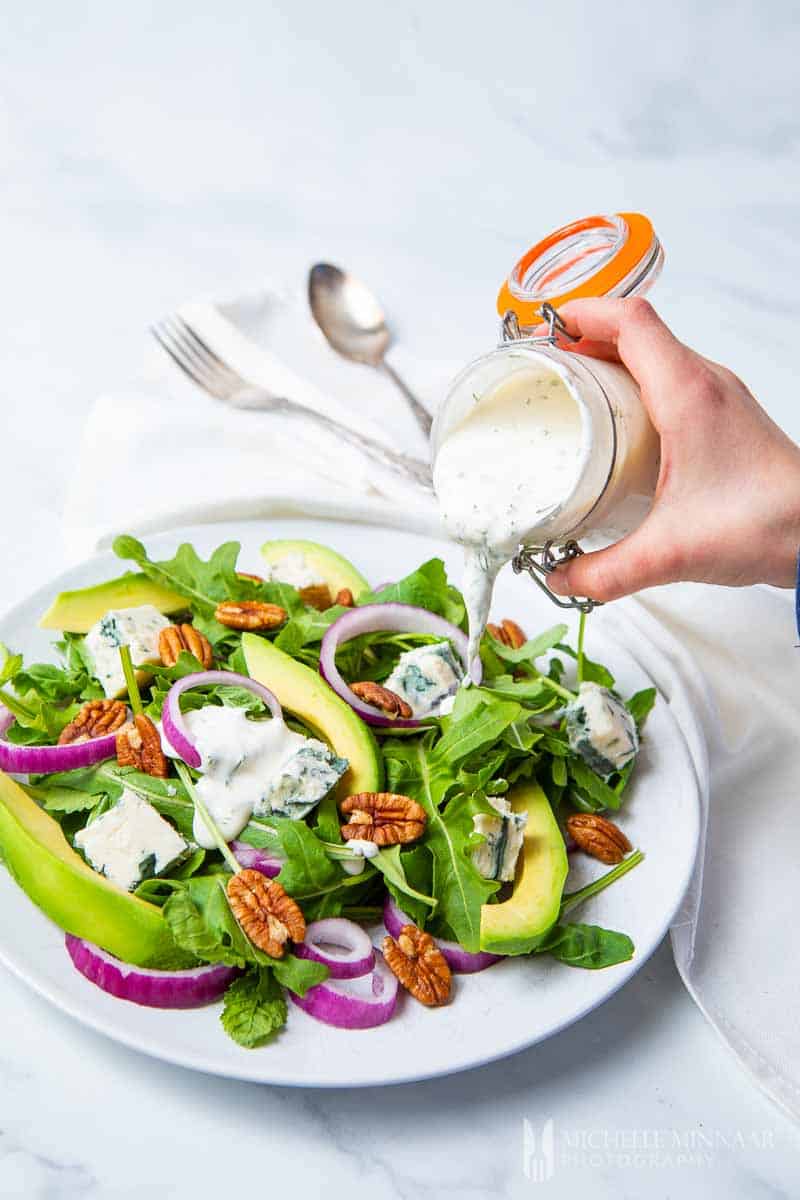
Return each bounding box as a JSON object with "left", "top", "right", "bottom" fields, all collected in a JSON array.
[
  {"left": 548, "top": 515, "right": 682, "bottom": 603},
  {"left": 557, "top": 298, "right": 696, "bottom": 399}
]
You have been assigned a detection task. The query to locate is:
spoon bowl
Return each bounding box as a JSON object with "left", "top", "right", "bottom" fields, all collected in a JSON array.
[{"left": 308, "top": 262, "right": 432, "bottom": 436}]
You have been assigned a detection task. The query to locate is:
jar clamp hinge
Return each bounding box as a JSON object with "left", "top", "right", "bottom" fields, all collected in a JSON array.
[
  {"left": 512, "top": 542, "right": 602, "bottom": 615},
  {"left": 502, "top": 303, "right": 602, "bottom": 615}
]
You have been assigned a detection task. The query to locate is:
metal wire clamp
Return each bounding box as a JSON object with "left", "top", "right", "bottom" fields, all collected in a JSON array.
[{"left": 512, "top": 542, "right": 602, "bottom": 614}]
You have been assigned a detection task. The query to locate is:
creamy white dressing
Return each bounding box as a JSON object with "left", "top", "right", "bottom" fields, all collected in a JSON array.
[
  {"left": 183, "top": 706, "right": 307, "bottom": 848},
  {"left": 340, "top": 838, "right": 380, "bottom": 876},
  {"left": 433, "top": 364, "right": 585, "bottom": 670}
]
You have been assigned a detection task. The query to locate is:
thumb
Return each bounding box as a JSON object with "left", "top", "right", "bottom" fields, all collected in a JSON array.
[{"left": 547, "top": 518, "right": 678, "bottom": 603}]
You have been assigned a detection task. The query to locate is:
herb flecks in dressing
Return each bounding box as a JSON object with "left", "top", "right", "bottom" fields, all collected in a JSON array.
[{"left": 434, "top": 364, "right": 584, "bottom": 671}]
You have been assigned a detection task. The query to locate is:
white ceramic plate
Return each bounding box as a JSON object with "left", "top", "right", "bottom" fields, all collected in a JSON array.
[{"left": 0, "top": 519, "right": 700, "bottom": 1087}]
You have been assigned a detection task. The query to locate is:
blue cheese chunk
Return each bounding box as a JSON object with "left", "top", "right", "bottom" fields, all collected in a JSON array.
[
  {"left": 384, "top": 640, "right": 463, "bottom": 718},
  {"left": 471, "top": 796, "right": 528, "bottom": 882},
  {"left": 84, "top": 605, "right": 171, "bottom": 698},
  {"left": 253, "top": 739, "right": 348, "bottom": 819},
  {"left": 565, "top": 681, "right": 639, "bottom": 777},
  {"left": 266, "top": 552, "right": 324, "bottom": 589},
  {"left": 75, "top": 789, "right": 187, "bottom": 892}
]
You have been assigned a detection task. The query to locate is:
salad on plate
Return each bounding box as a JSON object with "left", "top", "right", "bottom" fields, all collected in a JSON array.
[{"left": 0, "top": 534, "right": 654, "bottom": 1047}]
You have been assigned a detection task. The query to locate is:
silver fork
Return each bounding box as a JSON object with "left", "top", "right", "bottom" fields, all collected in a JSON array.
[{"left": 151, "top": 314, "right": 434, "bottom": 491}]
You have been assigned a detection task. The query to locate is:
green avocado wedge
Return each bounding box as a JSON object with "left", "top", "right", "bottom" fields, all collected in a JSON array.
[
  {"left": 39, "top": 573, "right": 187, "bottom": 633},
  {"left": 0, "top": 771, "right": 173, "bottom": 965},
  {"left": 480, "top": 782, "right": 569, "bottom": 956},
  {"left": 260, "top": 538, "right": 369, "bottom": 600},
  {"left": 242, "top": 633, "right": 382, "bottom": 797}
]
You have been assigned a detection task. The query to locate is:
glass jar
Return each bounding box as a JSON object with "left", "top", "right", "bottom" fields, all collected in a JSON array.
[{"left": 431, "top": 212, "right": 664, "bottom": 610}]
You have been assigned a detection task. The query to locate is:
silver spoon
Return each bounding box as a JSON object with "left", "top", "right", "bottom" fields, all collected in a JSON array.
[{"left": 308, "top": 262, "right": 433, "bottom": 438}]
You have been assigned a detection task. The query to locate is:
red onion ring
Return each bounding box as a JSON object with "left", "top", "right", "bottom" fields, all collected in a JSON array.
[
  {"left": 290, "top": 948, "right": 398, "bottom": 1028},
  {"left": 294, "top": 918, "right": 376, "bottom": 979},
  {"left": 383, "top": 895, "right": 502, "bottom": 974},
  {"left": 162, "top": 670, "right": 282, "bottom": 767},
  {"left": 319, "top": 603, "right": 480, "bottom": 729},
  {"left": 0, "top": 705, "right": 121, "bottom": 776},
  {"left": 65, "top": 934, "right": 239, "bottom": 1008},
  {"left": 229, "top": 840, "right": 283, "bottom": 878}
]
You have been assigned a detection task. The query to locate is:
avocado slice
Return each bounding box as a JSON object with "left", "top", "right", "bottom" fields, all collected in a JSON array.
[
  {"left": 479, "top": 782, "right": 568, "bottom": 955},
  {"left": 0, "top": 771, "right": 173, "bottom": 965},
  {"left": 39, "top": 574, "right": 187, "bottom": 633},
  {"left": 242, "top": 633, "right": 382, "bottom": 796},
  {"left": 260, "top": 539, "right": 369, "bottom": 600}
]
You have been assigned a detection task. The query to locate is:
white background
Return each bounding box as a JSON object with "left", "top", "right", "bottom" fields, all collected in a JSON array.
[{"left": 2, "top": 2, "right": 800, "bottom": 1196}]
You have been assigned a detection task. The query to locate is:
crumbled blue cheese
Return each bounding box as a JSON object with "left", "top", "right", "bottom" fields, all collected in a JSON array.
[
  {"left": 384, "top": 640, "right": 463, "bottom": 718},
  {"left": 565, "top": 682, "right": 639, "bottom": 777},
  {"left": 471, "top": 796, "right": 527, "bottom": 882},
  {"left": 84, "top": 605, "right": 171, "bottom": 698},
  {"left": 75, "top": 789, "right": 187, "bottom": 892},
  {"left": 253, "top": 739, "right": 348, "bottom": 819},
  {"left": 266, "top": 552, "right": 324, "bottom": 589}
]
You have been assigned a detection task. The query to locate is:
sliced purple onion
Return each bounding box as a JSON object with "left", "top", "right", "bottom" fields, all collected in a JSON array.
[
  {"left": 290, "top": 948, "right": 398, "bottom": 1029},
  {"left": 319, "top": 603, "right": 480, "bottom": 729},
  {"left": 0, "top": 705, "right": 121, "bottom": 776},
  {"left": 383, "top": 895, "right": 502, "bottom": 974},
  {"left": 294, "top": 918, "right": 376, "bottom": 979},
  {"left": 65, "top": 934, "right": 239, "bottom": 1008},
  {"left": 230, "top": 840, "right": 283, "bottom": 878},
  {"left": 162, "top": 670, "right": 282, "bottom": 767}
]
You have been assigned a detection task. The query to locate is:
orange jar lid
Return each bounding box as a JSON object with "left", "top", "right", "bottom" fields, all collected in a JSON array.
[{"left": 497, "top": 212, "right": 663, "bottom": 329}]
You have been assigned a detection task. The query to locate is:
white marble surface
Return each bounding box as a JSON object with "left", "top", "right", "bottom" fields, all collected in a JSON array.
[{"left": 2, "top": 1, "right": 800, "bottom": 1195}]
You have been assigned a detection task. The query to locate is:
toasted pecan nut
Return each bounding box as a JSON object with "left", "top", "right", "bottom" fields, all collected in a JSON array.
[
  {"left": 350, "top": 681, "right": 413, "bottom": 720},
  {"left": 340, "top": 792, "right": 426, "bottom": 846},
  {"left": 58, "top": 699, "right": 128, "bottom": 746},
  {"left": 227, "top": 871, "right": 305, "bottom": 957},
  {"left": 566, "top": 813, "right": 632, "bottom": 864},
  {"left": 159, "top": 623, "right": 213, "bottom": 669},
  {"left": 382, "top": 924, "right": 451, "bottom": 1006},
  {"left": 214, "top": 600, "right": 287, "bottom": 631},
  {"left": 486, "top": 619, "right": 527, "bottom": 649},
  {"left": 299, "top": 583, "right": 333, "bottom": 611},
  {"left": 116, "top": 713, "right": 169, "bottom": 778},
  {"left": 334, "top": 588, "right": 355, "bottom": 607},
  {"left": 236, "top": 571, "right": 265, "bottom": 585}
]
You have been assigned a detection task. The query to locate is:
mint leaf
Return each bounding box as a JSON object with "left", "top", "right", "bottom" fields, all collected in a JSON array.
[{"left": 221, "top": 968, "right": 287, "bottom": 1047}]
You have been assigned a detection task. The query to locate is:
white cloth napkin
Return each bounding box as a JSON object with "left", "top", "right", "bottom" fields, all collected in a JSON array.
[{"left": 66, "top": 290, "right": 800, "bottom": 1121}]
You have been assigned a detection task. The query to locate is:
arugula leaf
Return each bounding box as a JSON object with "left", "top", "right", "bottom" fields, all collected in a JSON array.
[
  {"left": 0, "top": 644, "right": 23, "bottom": 687},
  {"left": 567, "top": 758, "right": 622, "bottom": 812},
  {"left": 221, "top": 968, "right": 287, "bottom": 1047},
  {"left": 371, "top": 845, "right": 437, "bottom": 913},
  {"left": 271, "top": 954, "right": 328, "bottom": 996},
  {"left": 384, "top": 734, "right": 498, "bottom": 951},
  {"left": 488, "top": 624, "right": 568, "bottom": 666},
  {"left": 626, "top": 687, "right": 657, "bottom": 730},
  {"left": 113, "top": 535, "right": 241, "bottom": 616},
  {"left": 556, "top": 642, "right": 616, "bottom": 688},
  {"left": 163, "top": 875, "right": 258, "bottom": 968},
  {"left": 436, "top": 694, "right": 521, "bottom": 766},
  {"left": 536, "top": 922, "right": 634, "bottom": 969},
  {"left": 272, "top": 818, "right": 343, "bottom": 898},
  {"left": 362, "top": 559, "right": 465, "bottom": 627}
]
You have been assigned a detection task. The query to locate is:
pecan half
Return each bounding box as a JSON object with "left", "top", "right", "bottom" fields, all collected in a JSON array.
[
  {"left": 116, "top": 714, "right": 169, "bottom": 778},
  {"left": 382, "top": 924, "right": 451, "bottom": 1006},
  {"left": 486, "top": 618, "right": 527, "bottom": 649},
  {"left": 340, "top": 792, "right": 426, "bottom": 846},
  {"left": 566, "top": 813, "right": 632, "bottom": 864},
  {"left": 299, "top": 583, "right": 333, "bottom": 611},
  {"left": 350, "top": 681, "right": 412, "bottom": 720},
  {"left": 227, "top": 871, "right": 305, "bottom": 957},
  {"left": 334, "top": 587, "right": 355, "bottom": 607},
  {"left": 159, "top": 623, "right": 213, "bottom": 669},
  {"left": 58, "top": 699, "right": 128, "bottom": 746},
  {"left": 236, "top": 571, "right": 265, "bottom": 585},
  {"left": 214, "top": 600, "right": 287, "bottom": 631}
]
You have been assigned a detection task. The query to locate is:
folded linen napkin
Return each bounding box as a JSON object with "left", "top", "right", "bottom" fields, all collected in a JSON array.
[{"left": 65, "top": 288, "right": 800, "bottom": 1121}]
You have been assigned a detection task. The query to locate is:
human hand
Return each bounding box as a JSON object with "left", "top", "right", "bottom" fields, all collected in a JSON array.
[{"left": 547, "top": 297, "right": 800, "bottom": 602}]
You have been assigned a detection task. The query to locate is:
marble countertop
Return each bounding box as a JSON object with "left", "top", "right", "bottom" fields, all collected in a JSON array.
[{"left": 2, "top": 1, "right": 800, "bottom": 1195}]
